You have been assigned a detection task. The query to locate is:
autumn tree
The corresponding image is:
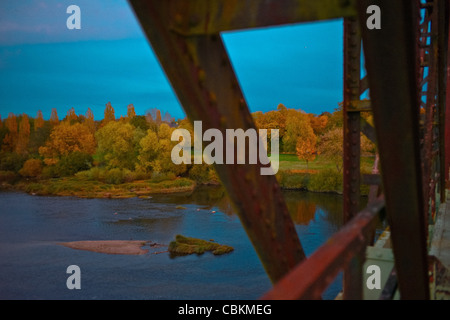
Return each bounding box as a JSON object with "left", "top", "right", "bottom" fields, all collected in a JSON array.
[
  {"left": 2, "top": 113, "right": 18, "bottom": 152},
  {"left": 39, "top": 122, "right": 96, "bottom": 165},
  {"left": 16, "top": 114, "right": 31, "bottom": 155},
  {"left": 127, "top": 104, "right": 136, "bottom": 119},
  {"left": 138, "top": 123, "right": 187, "bottom": 175},
  {"left": 155, "top": 109, "right": 162, "bottom": 125},
  {"left": 296, "top": 133, "right": 317, "bottom": 169},
  {"left": 103, "top": 102, "right": 115, "bottom": 125},
  {"left": 35, "top": 110, "right": 44, "bottom": 131},
  {"left": 283, "top": 109, "right": 315, "bottom": 154},
  {"left": 19, "top": 159, "right": 43, "bottom": 178},
  {"left": 28, "top": 121, "right": 51, "bottom": 156},
  {"left": 317, "top": 127, "right": 343, "bottom": 172},
  {"left": 308, "top": 114, "right": 329, "bottom": 135},
  {"left": 84, "top": 108, "right": 95, "bottom": 133},
  {"left": 130, "top": 115, "right": 150, "bottom": 132},
  {"left": 95, "top": 121, "right": 139, "bottom": 170},
  {"left": 50, "top": 108, "right": 59, "bottom": 126},
  {"left": 65, "top": 107, "right": 78, "bottom": 123}
]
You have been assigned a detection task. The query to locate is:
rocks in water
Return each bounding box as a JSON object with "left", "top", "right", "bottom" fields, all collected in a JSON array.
[{"left": 168, "top": 234, "right": 233, "bottom": 256}]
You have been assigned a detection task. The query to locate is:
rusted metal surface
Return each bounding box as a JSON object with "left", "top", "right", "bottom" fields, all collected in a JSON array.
[
  {"left": 447, "top": 17, "right": 450, "bottom": 185},
  {"left": 379, "top": 267, "right": 398, "bottom": 300},
  {"left": 128, "top": 0, "right": 450, "bottom": 300},
  {"left": 358, "top": 0, "right": 430, "bottom": 299},
  {"left": 419, "top": 0, "right": 439, "bottom": 231},
  {"left": 343, "top": 16, "right": 363, "bottom": 299},
  {"left": 162, "top": 0, "right": 357, "bottom": 36},
  {"left": 438, "top": 0, "right": 449, "bottom": 200},
  {"left": 128, "top": 0, "right": 306, "bottom": 283},
  {"left": 261, "top": 198, "right": 385, "bottom": 300}
]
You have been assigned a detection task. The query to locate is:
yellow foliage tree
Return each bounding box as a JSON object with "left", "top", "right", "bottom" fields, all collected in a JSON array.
[
  {"left": 39, "top": 122, "right": 96, "bottom": 165},
  {"left": 95, "top": 121, "right": 136, "bottom": 169},
  {"left": 137, "top": 123, "right": 186, "bottom": 175},
  {"left": 283, "top": 109, "right": 315, "bottom": 153}
]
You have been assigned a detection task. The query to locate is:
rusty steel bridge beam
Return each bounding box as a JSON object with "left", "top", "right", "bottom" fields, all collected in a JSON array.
[
  {"left": 342, "top": 15, "right": 363, "bottom": 300},
  {"left": 128, "top": 0, "right": 307, "bottom": 283},
  {"left": 358, "top": 0, "right": 430, "bottom": 299},
  {"left": 261, "top": 197, "right": 385, "bottom": 300},
  {"left": 158, "top": 0, "right": 357, "bottom": 36},
  {"left": 438, "top": 0, "right": 449, "bottom": 202}
]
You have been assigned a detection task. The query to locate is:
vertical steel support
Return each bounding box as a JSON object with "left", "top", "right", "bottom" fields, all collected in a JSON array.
[
  {"left": 128, "top": 0, "right": 306, "bottom": 283},
  {"left": 420, "top": 0, "right": 439, "bottom": 227},
  {"left": 358, "top": 0, "right": 430, "bottom": 299},
  {"left": 438, "top": 0, "right": 449, "bottom": 202},
  {"left": 343, "top": 16, "right": 363, "bottom": 300},
  {"left": 447, "top": 9, "right": 450, "bottom": 184}
]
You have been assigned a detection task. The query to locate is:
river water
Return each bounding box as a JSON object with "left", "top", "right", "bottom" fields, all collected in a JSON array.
[{"left": 0, "top": 187, "right": 372, "bottom": 300}]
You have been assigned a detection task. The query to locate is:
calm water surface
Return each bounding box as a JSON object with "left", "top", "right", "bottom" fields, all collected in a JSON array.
[{"left": 0, "top": 186, "right": 364, "bottom": 300}]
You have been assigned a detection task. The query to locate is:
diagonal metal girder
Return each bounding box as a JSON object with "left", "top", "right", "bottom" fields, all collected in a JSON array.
[
  {"left": 358, "top": 0, "right": 429, "bottom": 299},
  {"left": 128, "top": 0, "right": 313, "bottom": 283}
]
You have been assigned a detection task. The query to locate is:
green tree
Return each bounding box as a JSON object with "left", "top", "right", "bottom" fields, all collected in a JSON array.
[
  {"left": 95, "top": 121, "right": 137, "bottom": 170},
  {"left": 137, "top": 123, "right": 187, "bottom": 176}
]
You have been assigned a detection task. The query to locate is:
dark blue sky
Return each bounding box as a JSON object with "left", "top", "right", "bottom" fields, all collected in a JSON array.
[{"left": 0, "top": 0, "right": 343, "bottom": 121}]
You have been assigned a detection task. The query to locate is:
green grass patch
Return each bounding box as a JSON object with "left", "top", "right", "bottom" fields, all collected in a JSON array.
[
  {"left": 168, "top": 235, "right": 234, "bottom": 256},
  {"left": 14, "top": 176, "right": 196, "bottom": 198}
]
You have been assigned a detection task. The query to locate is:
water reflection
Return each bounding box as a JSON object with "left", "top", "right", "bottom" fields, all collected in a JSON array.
[{"left": 0, "top": 187, "right": 380, "bottom": 300}]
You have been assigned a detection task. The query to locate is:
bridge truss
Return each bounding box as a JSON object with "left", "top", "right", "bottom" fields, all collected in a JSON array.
[{"left": 129, "top": 0, "right": 450, "bottom": 299}]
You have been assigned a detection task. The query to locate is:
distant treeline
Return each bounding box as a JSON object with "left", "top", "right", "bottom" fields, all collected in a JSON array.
[{"left": 0, "top": 102, "right": 376, "bottom": 186}]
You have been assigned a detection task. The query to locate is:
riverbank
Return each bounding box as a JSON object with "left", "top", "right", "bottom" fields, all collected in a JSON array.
[
  {"left": 0, "top": 170, "right": 363, "bottom": 198},
  {"left": 0, "top": 176, "right": 196, "bottom": 198}
]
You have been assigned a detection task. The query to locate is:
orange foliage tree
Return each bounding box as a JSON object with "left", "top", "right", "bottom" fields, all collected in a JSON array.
[
  {"left": 2, "top": 113, "right": 18, "bottom": 152},
  {"left": 127, "top": 104, "right": 136, "bottom": 119},
  {"left": 50, "top": 108, "right": 59, "bottom": 126},
  {"left": 16, "top": 114, "right": 30, "bottom": 155},
  {"left": 296, "top": 134, "right": 317, "bottom": 169},
  {"left": 35, "top": 110, "right": 44, "bottom": 131},
  {"left": 103, "top": 102, "right": 115, "bottom": 125},
  {"left": 84, "top": 108, "right": 95, "bottom": 133},
  {"left": 39, "top": 122, "right": 96, "bottom": 165}
]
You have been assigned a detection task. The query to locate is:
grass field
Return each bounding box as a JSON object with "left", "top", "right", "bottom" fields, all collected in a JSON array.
[
  {"left": 275, "top": 153, "right": 375, "bottom": 194},
  {"left": 277, "top": 153, "right": 375, "bottom": 173}
]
